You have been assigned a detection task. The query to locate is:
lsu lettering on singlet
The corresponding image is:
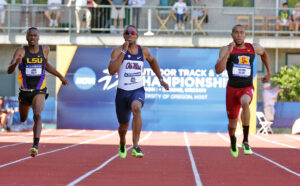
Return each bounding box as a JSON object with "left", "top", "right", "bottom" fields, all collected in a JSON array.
[
  {"left": 117, "top": 46, "right": 144, "bottom": 91},
  {"left": 226, "top": 43, "right": 255, "bottom": 88},
  {"left": 18, "top": 46, "right": 46, "bottom": 90}
]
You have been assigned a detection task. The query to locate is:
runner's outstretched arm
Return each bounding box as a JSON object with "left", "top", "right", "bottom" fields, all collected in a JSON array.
[
  {"left": 215, "top": 42, "right": 235, "bottom": 74},
  {"left": 253, "top": 43, "right": 272, "bottom": 82},
  {"left": 7, "top": 47, "right": 24, "bottom": 74},
  {"left": 143, "top": 47, "right": 169, "bottom": 90},
  {"left": 45, "top": 61, "right": 68, "bottom": 86},
  {"left": 108, "top": 41, "right": 129, "bottom": 75}
]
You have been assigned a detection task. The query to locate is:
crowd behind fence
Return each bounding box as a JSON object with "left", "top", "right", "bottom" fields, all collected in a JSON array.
[{"left": 0, "top": 3, "right": 299, "bottom": 38}]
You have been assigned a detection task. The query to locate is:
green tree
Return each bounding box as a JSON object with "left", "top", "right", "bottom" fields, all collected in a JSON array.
[
  {"left": 224, "top": 0, "right": 254, "bottom": 7},
  {"left": 271, "top": 66, "right": 300, "bottom": 102},
  {"left": 287, "top": 0, "right": 300, "bottom": 8}
]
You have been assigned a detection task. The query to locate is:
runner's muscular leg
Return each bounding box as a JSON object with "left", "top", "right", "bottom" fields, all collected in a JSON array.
[
  {"left": 131, "top": 100, "right": 142, "bottom": 147},
  {"left": 19, "top": 103, "right": 31, "bottom": 122},
  {"left": 240, "top": 94, "right": 251, "bottom": 127},
  {"left": 228, "top": 118, "right": 238, "bottom": 136},
  {"left": 119, "top": 122, "right": 129, "bottom": 145},
  {"left": 31, "top": 94, "right": 45, "bottom": 138}
]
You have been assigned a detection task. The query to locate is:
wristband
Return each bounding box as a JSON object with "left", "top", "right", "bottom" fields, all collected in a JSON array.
[
  {"left": 121, "top": 49, "right": 127, "bottom": 54},
  {"left": 159, "top": 78, "right": 163, "bottom": 83}
]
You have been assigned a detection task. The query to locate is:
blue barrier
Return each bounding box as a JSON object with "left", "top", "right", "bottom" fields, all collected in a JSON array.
[
  {"left": 57, "top": 46, "right": 257, "bottom": 132},
  {"left": 257, "top": 102, "right": 300, "bottom": 128},
  {"left": 7, "top": 96, "right": 56, "bottom": 125}
]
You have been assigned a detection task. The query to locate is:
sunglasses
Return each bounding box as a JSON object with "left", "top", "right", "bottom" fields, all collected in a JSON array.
[{"left": 124, "top": 30, "right": 137, "bottom": 35}]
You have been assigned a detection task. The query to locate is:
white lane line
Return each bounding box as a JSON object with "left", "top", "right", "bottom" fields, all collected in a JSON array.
[
  {"left": 254, "top": 135, "right": 300, "bottom": 150},
  {"left": 0, "top": 129, "right": 54, "bottom": 140},
  {"left": 0, "top": 131, "right": 117, "bottom": 168},
  {"left": 284, "top": 134, "right": 300, "bottom": 141},
  {"left": 67, "top": 131, "right": 153, "bottom": 186},
  {"left": 0, "top": 130, "right": 85, "bottom": 149},
  {"left": 195, "top": 132, "right": 208, "bottom": 135},
  {"left": 217, "top": 133, "right": 300, "bottom": 177},
  {"left": 253, "top": 152, "right": 300, "bottom": 177},
  {"left": 0, "top": 131, "right": 33, "bottom": 140},
  {"left": 184, "top": 132, "right": 203, "bottom": 186}
]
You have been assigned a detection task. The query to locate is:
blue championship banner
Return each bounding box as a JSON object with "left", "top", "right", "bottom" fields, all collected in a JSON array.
[{"left": 57, "top": 46, "right": 257, "bottom": 132}]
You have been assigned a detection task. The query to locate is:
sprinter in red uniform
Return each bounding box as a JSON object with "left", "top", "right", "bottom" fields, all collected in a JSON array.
[{"left": 215, "top": 25, "right": 272, "bottom": 158}]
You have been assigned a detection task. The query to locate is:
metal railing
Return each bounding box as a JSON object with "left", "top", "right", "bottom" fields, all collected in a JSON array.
[{"left": 0, "top": 4, "right": 297, "bottom": 39}]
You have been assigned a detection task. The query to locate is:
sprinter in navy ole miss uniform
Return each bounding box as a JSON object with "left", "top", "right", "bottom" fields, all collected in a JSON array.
[
  {"left": 215, "top": 25, "right": 272, "bottom": 158},
  {"left": 7, "top": 27, "right": 68, "bottom": 157},
  {"left": 108, "top": 25, "right": 169, "bottom": 158}
]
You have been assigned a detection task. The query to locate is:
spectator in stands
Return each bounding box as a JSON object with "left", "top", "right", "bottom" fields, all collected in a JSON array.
[
  {"left": 45, "top": 0, "right": 62, "bottom": 27},
  {"left": 67, "top": 0, "right": 98, "bottom": 34},
  {"left": 276, "top": 2, "right": 293, "bottom": 37},
  {"left": 21, "top": 0, "right": 35, "bottom": 32},
  {"left": 191, "top": 0, "right": 205, "bottom": 28},
  {"left": 292, "top": 3, "right": 300, "bottom": 33},
  {"left": 0, "top": 0, "right": 7, "bottom": 32},
  {"left": 172, "top": 0, "right": 187, "bottom": 30},
  {"left": 128, "top": 0, "right": 145, "bottom": 29},
  {"left": 0, "top": 96, "right": 8, "bottom": 130},
  {"left": 0, "top": 96, "right": 14, "bottom": 131},
  {"left": 108, "top": 0, "right": 128, "bottom": 34},
  {"left": 262, "top": 83, "right": 281, "bottom": 122},
  {"left": 95, "top": 0, "right": 111, "bottom": 33}
]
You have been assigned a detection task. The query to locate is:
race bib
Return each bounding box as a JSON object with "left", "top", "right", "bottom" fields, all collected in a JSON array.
[
  {"left": 232, "top": 64, "right": 251, "bottom": 77},
  {"left": 124, "top": 74, "right": 142, "bottom": 85},
  {"left": 26, "top": 65, "right": 42, "bottom": 76}
]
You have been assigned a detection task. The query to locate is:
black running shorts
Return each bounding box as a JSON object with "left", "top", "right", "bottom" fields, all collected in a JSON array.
[{"left": 18, "top": 88, "right": 48, "bottom": 106}]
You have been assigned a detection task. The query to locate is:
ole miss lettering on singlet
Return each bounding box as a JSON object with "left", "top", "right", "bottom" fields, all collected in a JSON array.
[
  {"left": 18, "top": 46, "right": 46, "bottom": 90},
  {"left": 118, "top": 46, "right": 144, "bottom": 91},
  {"left": 226, "top": 43, "right": 255, "bottom": 88}
]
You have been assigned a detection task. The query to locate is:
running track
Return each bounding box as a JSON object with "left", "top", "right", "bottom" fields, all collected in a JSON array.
[{"left": 0, "top": 129, "right": 299, "bottom": 185}]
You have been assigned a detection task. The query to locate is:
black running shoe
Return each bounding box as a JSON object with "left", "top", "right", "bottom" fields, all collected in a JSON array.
[{"left": 242, "top": 141, "right": 253, "bottom": 155}]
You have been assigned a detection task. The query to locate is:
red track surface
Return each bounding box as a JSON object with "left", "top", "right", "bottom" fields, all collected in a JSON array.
[{"left": 0, "top": 129, "right": 299, "bottom": 185}]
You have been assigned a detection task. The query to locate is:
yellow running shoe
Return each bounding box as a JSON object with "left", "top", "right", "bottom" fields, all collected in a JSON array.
[
  {"left": 30, "top": 147, "right": 38, "bottom": 157},
  {"left": 242, "top": 141, "right": 253, "bottom": 155},
  {"left": 132, "top": 146, "right": 144, "bottom": 158},
  {"left": 118, "top": 144, "right": 127, "bottom": 159}
]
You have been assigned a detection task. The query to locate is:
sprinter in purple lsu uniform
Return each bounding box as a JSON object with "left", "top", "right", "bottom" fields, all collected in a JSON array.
[
  {"left": 8, "top": 27, "right": 68, "bottom": 157},
  {"left": 108, "top": 25, "right": 169, "bottom": 158}
]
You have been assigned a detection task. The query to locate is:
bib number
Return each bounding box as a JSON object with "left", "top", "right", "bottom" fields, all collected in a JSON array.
[
  {"left": 26, "top": 65, "right": 42, "bottom": 76},
  {"left": 232, "top": 64, "right": 251, "bottom": 77}
]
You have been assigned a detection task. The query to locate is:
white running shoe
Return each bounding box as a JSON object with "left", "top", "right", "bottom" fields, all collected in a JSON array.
[
  {"left": 49, "top": 19, "right": 54, "bottom": 27},
  {"left": 54, "top": 20, "right": 58, "bottom": 27}
]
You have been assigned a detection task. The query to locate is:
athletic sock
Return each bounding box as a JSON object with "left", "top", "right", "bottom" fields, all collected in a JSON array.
[
  {"left": 119, "top": 143, "right": 125, "bottom": 152},
  {"left": 243, "top": 125, "right": 249, "bottom": 143},
  {"left": 230, "top": 135, "right": 236, "bottom": 151},
  {"left": 33, "top": 138, "right": 40, "bottom": 148}
]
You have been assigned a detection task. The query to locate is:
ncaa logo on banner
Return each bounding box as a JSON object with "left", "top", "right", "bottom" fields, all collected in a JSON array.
[{"left": 73, "top": 67, "right": 96, "bottom": 90}]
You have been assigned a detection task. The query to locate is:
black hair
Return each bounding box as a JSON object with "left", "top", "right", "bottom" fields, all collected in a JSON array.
[
  {"left": 283, "top": 2, "right": 288, "bottom": 6},
  {"left": 125, "top": 25, "right": 138, "bottom": 32},
  {"left": 26, "top": 27, "right": 38, "bottom": 34},
  {"left": 232, "top": 24, "right": 244, "bottom": 33}
]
